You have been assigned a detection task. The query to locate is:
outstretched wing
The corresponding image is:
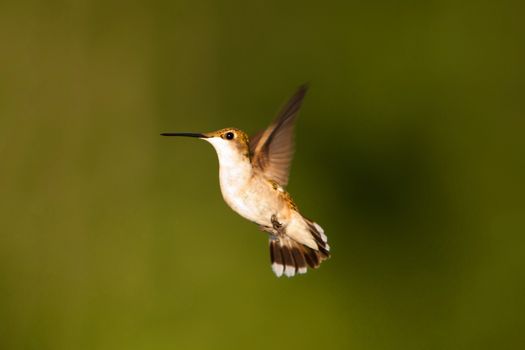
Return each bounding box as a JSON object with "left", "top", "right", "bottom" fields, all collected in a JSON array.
[{"left": 250, "top": 85, "right": 308, "bottom": 187}]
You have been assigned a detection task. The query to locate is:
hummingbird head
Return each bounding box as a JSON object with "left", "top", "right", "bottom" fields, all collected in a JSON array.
[
  {"left": 161, "top": 128, "right": 251, "bottom": 162},
  {"left": 203, "top": 128, "right": 251, "bottom": 163}
]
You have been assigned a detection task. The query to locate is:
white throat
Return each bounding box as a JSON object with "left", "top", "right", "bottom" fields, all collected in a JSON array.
[
  {"left": 205, "top": 137, "right": 253, "bottom": 186},
  {"left": 205, "top": 136, "right": 264, "bottom": 223}
]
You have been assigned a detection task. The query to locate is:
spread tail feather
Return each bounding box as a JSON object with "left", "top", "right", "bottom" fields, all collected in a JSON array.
[{"left": 269, "top": 221, "right": 330, "bottom": 277}]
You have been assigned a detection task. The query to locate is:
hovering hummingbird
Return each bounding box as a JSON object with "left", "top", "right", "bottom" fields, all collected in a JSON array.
[{"left": 161, "top": 85, "right": 330, "bottom": 277}]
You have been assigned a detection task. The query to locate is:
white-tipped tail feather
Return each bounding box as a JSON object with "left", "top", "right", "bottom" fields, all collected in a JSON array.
[
  {"left": 314, "top": 222, "right": 329, "bottom": 245},
  {"left": 269, "top": 220, "right": 330, "bottom": 277},
  {"left": 284, "top": 265, "right": 296, "bottom": 277},
  {"left": 272, "top": 262, "right": 284, "bottom": 277}
]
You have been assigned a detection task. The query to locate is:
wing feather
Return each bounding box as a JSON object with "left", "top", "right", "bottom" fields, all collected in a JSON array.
[{"left": 250, "top": 85, "right": 308, "bottom": 186}]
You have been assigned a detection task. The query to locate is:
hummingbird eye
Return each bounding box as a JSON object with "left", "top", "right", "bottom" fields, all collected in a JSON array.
[{"left": 225, "top": 132, "right": 234, "bottom": 140}]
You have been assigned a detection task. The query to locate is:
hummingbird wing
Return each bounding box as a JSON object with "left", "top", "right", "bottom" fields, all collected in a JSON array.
[{"left": 250, "top": 85, "right": 308, "bottom": 187}]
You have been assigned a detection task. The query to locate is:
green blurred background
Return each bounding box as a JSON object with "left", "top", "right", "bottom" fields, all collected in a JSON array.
[{"left": 1, "top": 1, "right": 524, "bottom": 349}]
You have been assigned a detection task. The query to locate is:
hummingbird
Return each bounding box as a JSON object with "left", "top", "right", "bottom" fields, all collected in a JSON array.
[{"left": 161, "top": 85, "right": 330, "bottom": 277}]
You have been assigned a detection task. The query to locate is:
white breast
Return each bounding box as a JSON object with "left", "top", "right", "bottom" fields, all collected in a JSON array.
[{"left": 205, "top": 137, "right": 276, "bottom": 225}]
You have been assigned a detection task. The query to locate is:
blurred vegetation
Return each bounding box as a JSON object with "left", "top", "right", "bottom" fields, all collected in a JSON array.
[{"left": 1, "top": 0, "right": 524, "bottom": 349}]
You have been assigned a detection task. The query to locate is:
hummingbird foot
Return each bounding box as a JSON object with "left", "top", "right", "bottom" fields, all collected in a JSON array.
[
  {"left": 258, "top": 215, "right": 286, "bottom": 236},
  {"left": 271, "top": 214, "right": 286, "bottom": 236},
  {"left": 258, "top": 225, "right": 273, "bottom": 234}
]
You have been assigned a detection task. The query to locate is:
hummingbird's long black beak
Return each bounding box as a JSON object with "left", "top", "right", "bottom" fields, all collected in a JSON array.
[{"left": 160, "top": 132, "right": 208, "bottom": 138}]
